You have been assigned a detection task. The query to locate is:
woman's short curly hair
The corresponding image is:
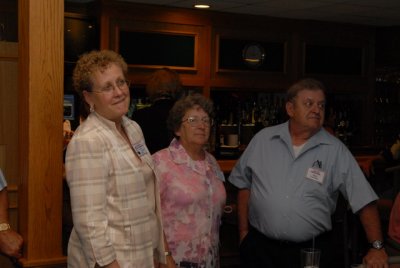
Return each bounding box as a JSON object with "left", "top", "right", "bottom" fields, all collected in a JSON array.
[
  {"left": 72, "top": 50, "right": 128, "bottom": 117},
  {"left": 167, "top": 93, "right": 214, "bottom": 137},
  {"left": 146, "top": 68, "right": 183, "bottom": 102}
]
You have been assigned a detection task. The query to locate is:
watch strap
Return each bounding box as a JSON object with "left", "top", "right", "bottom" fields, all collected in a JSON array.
[{"left": 369, "top": 240, "right": 384, "bottom": 249}]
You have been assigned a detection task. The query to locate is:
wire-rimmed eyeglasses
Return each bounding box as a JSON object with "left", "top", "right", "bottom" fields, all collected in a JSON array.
[
  {"left": 182, "top": 116, "right": 213, "bottom": 127},
  {"left": 91, "top": 79, "right": 130, "bottom": 94}
]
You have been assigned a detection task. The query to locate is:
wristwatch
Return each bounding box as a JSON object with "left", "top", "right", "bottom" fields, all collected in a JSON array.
[
  {"left": 0, "top": 223, "right": 10, "bottom": 231},
  {"left": 370, "top": 240, "right": 384, "bottom": 250}
]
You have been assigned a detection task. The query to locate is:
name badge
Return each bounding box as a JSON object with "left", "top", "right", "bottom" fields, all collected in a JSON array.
[
  {"left": 306, "top": 167, "right": 325, "bottom": 184},
  {"left": 133, "top": 142, "right": 148, "bottom": 157}
]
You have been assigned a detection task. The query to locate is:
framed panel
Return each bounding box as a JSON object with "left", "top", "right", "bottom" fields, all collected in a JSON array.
[
  {"left": 304, "top": 44, "right": 364, "bottom": 76},
  {"left": 109, "top": 18, "right": 206, "bottom": 72},
  {"left": 217, "top": 37, "right": 286, "bottom": 73},
  {"left": 113, "top": 24, "right": 199, "bottom": 71}
]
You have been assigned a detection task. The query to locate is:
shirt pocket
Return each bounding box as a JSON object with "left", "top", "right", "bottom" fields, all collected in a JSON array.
[{"left": 299, "top": 178, "right": 334, "bottom": 212}]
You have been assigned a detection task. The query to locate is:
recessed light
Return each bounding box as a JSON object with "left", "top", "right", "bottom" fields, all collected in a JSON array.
[
  {"left": 194, "top": 4, "right": 210, "bottom": 9},
  {"left": 194, "top": 1, "right": 210, "bottom": 9}
]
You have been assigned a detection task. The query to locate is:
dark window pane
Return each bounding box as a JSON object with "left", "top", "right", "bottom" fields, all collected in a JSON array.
[
  {"left": 119, "top": 31, "right": 195, "bottom": 67},
  {"left": 305, "top": 45, "right": 363, "bottom": 75},
  {"left": 64, "top": 17, "right": 99, "bottom": 63}
]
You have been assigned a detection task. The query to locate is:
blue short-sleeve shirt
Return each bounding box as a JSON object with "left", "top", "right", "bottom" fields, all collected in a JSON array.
[
  {"left": 0, "top": 168, "right": 8, "bottom": 191},
  {"left": 228, "top": 121, "right": 377, "bottom": 242}
]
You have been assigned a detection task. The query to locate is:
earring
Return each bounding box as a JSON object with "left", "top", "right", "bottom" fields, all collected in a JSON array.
[{"left": 90, "top": 105, "right": 94, "bottom": 113}]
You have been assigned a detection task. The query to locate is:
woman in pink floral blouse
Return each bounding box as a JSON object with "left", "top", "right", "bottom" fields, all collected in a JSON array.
[{"left": 153, "top": 94, "right": 226, "bottom": 268}]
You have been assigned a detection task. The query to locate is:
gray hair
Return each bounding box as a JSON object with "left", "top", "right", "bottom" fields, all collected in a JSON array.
[
  {"left": 167, "top": 93, "right": 214, "bottom": 136},
  {"left": 286, "top": 78, "right": 327, "bottom": 102}
]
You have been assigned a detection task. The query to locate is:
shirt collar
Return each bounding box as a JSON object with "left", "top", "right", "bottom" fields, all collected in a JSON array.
[
  {"left": 271, "top": 121, "right": 333, "bottom": 148},
  {"left": 89, "top": 112, "right": 126, "bottom": 131},
  {"left": 167, "top": 138, "right": 214, "bottom": 176},
  {"left": 90, "top": 112, "right": 150, "bottom": 158}
]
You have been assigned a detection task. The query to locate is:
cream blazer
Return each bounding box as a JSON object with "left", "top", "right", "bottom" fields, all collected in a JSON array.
[{"left": 66, "top": 113, "right": 166, "bottom": 268}]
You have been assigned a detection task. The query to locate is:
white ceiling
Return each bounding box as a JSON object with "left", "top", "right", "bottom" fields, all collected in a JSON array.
[{"left": 67, "top": 0, "right": 400, "bottom": 26}]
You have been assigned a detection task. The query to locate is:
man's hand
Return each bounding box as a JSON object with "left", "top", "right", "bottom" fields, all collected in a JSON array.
[
  {"left": 359, "top": 202, "right": 389, "bottom": 268},
  {"left": 363, "top": 248, "right": 389, "bottom": 268},
  {"left": 0, "top": 229, "right": 23, "bottom": 258}
]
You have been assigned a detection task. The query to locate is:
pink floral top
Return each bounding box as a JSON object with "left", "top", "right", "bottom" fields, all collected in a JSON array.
[{"left": 153, "top": 139, "right": 226, "bottom": 268}]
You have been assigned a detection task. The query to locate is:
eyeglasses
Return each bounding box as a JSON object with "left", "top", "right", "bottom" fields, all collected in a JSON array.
[
  {"left": 182, "top": 116, "right": 213, "bottom": 127},
  {"left": 91, "top": 79, "right": 130, "bottom": 94}
]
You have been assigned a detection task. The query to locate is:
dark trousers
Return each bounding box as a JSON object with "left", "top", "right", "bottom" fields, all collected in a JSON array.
[{"left": 239, "top": 226, "right": 333, "bottom": 268}]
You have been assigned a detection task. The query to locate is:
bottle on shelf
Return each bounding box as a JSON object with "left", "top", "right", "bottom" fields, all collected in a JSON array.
[
  {"left": 212, "top": 90, "right": 287, "bottom": 158},
  {"left": 373, "top": 71, "right": 400, "bottom": 147}
]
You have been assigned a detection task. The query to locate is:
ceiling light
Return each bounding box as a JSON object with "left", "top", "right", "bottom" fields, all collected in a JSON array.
[
  {"left": 194, "top": 0, "right": 210, "bottom": 9},
  {"left": 194, "top": 4, "right": 210, "bottom": 9}
]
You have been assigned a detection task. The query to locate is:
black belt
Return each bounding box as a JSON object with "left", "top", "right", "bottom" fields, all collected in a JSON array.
[
  {"left": 249, "top": 224, "right": 332, "bottom": 248},
  {"left": 178, "top": 260, "right": 202, "bottom": 268}
]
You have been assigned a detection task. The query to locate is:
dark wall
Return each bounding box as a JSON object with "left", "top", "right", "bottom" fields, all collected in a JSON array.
[
  {"left": 64, "top": 14, "right": 99, "bottom": 129},
  {"left": 376, "top": 26, "right": 400, "bottom": 68}
]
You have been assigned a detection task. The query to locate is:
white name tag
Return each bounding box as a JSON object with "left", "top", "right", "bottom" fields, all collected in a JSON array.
[
  {"left": 133, "top": 142, "right": 148, "bottom": 157},
  {"left": 306, "top": 167, "right": 325, "bottom": 184}
]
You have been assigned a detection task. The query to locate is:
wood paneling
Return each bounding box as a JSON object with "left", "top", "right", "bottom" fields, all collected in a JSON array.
[
  {"left": 18, "top": 0, "right": 66, "bottom": 266},
  {"left": 91, "top": 1, "right": 375, "bottom": 99}
]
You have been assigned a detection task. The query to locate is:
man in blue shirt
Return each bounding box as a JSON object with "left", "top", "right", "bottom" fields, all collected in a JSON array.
[
  {"left": 0, "top": 168, "right": 23, "bottom": 259},
  {"left": 229, "top": 78, "right": 388, "bottom": 268}
]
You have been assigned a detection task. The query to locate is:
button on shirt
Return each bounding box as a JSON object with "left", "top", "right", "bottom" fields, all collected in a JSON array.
[{"left": 228, "top": 121, "right": 377, "bottom": 242}]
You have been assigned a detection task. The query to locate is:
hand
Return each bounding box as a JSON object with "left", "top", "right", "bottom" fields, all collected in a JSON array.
[
  {"left": 95, "top": 260, "right": 120, "bottom": 268},
  {"left": 159, "top": 255, "right": 177, "bottom": 268},
  {"left": 0, "top": 229, "right": 23, "bottom": 258},
  {"left": 105, "top": 261, "right": 120, "bottom": 268},
  {"left": 363, "top": 248, "right": 389, "bottom": 268}
]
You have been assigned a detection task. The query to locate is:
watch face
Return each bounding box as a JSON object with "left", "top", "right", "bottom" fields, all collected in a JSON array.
[
  {"left": 372, "top": 240, "right": 383, "bottom": 249},
  {"left": 242, "top": 43, "right": 265, "bottom": 69}
]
